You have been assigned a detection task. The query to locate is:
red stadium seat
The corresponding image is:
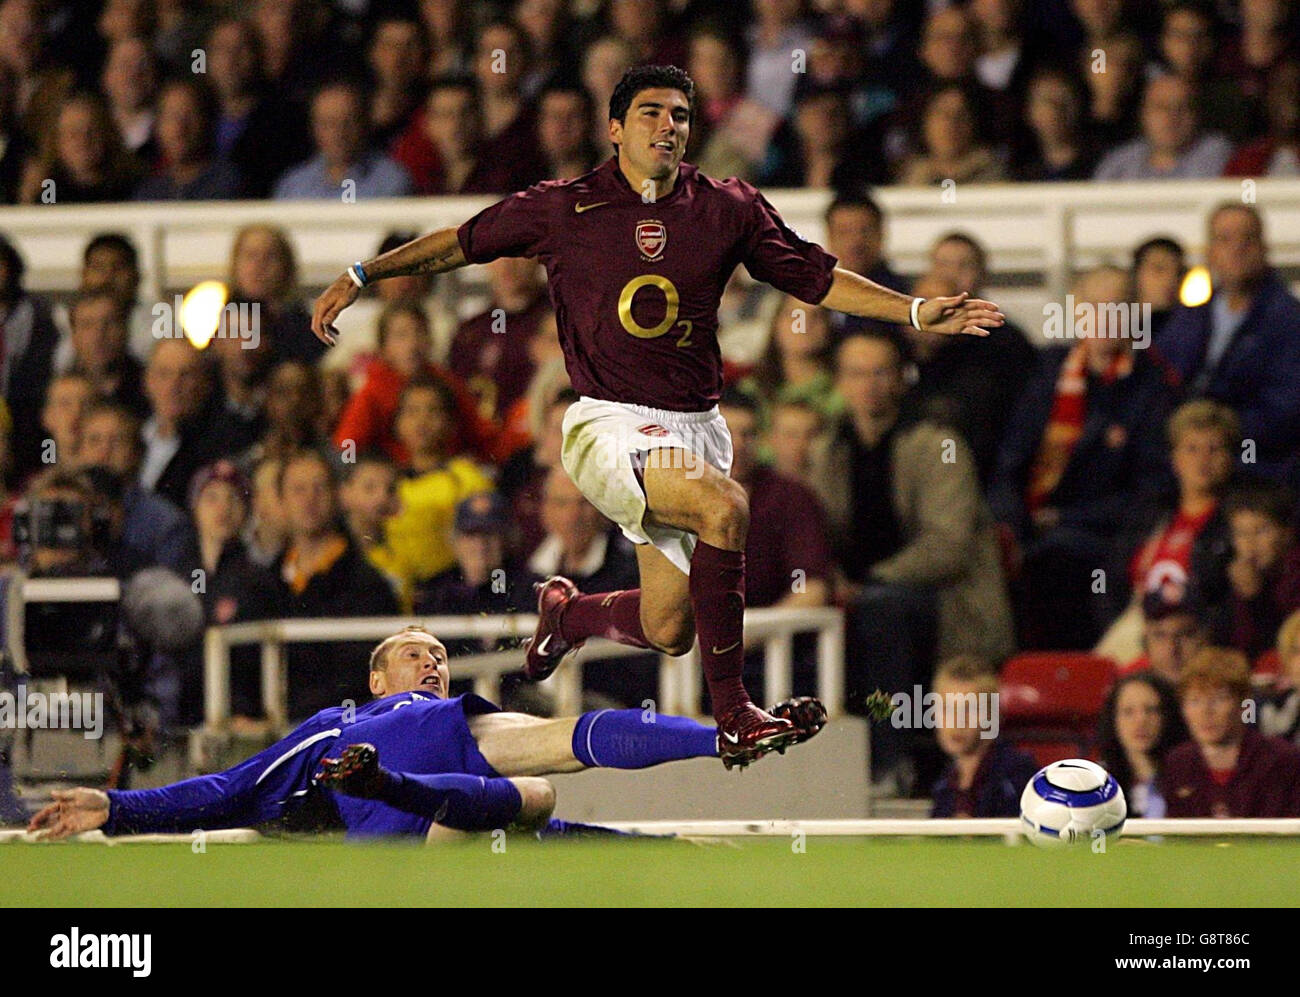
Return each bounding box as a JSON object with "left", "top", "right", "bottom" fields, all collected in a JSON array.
[
  {"left": 999, "top": 652, "right": 1117, "bottom": 761},
  {"left": 1014, "top": 739, "right": 1085, "bottom": 770},
  {"left": 999, "top": 652, "right": 1117, "bottom": 724}
]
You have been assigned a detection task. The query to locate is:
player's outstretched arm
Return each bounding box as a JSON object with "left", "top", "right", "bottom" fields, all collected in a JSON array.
[
  {"left": 26, "top": 788, "right": 110, "bottom": 841},
  {"left": 820, "top": 267, "right": 1004, "bottom": 337},
  {"left": 311, "top": 226, "right": 469, "bottom": 346}
]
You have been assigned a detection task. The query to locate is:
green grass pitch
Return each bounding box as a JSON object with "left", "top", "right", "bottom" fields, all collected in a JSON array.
[{"left": 5, "top": 836, "right": 1300, "bottom": 907}]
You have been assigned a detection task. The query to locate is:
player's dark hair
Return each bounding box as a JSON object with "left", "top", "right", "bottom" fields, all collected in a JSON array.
[
  {"left": 1132, "top": 235, "right": 1184, "bottom": 273},
  {"left": 1223, "top": 480, "right": 1298, "bottom": 529},
  {"left": 608, "top": 64, "right": 694, "bottom": 128},
  {"left": 83, "top": 232, "right": 139, "bottom": 269},
  {"left": 1096, "top": 672, "right": 1186, "bottom": 810},
  {"left": 825, "top": 192, "right": 883, "bottom": 228}
]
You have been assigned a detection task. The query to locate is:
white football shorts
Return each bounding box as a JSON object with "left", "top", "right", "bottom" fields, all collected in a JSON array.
[{"left": 560, "top": 395, "right": 733, "bottom": 575}]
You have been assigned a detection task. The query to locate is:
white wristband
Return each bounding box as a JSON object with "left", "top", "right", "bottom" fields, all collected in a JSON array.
[
  {"left": 346, "top": 264, "right": 366, "bottom": 289},
  {"left": 910, "top": 296, "right": 926, "bottom": 331}
]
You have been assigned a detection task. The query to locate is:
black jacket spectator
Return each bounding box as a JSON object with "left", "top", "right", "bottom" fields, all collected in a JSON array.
[
  {"left": 274, "top": 537, "right": 400, "bottom": 719},
  {"left": 150, "top": 389, "right": 258, "bottom": 512},
  {"left": 0, "top": 253, "right": 60, "bottom": 478},
  {"left": 900, "top": 321, "right": 1039, "bottom": 487},
  {"left": 1157, "top": 270, "right": 1300, "bottom": 483},
  {"left": 183, "top": 538, "right": 284, "bottom": 717}
]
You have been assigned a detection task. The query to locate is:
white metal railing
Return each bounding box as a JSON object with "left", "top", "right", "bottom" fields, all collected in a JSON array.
[
  {"left": 3, "top": 573, "right": 122, "bottom": 676},
  {"left": 4, "top": 818, "right": 1297, "bottom": 845},
  {"left": 202, "top": 606, "right": 845, "bottom": 730},
  {"left": 4, "top": 178, "right": 1299, "bottom": 316},
  {"left": 601, "top": 818, "right": 1300, "bottom": 839}
]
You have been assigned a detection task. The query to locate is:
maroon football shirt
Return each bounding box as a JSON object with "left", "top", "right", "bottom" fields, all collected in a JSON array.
[{"left": 457, "top": 158, "right": 838, "bottom": 412}]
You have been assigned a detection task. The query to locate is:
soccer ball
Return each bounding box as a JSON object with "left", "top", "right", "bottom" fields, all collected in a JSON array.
[{"left": 1019, "top": 759, "right": 1126, "bottom": 848}]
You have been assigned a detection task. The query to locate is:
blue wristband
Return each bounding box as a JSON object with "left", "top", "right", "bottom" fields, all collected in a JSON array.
[{"left": 348, "top": 261, "right": 368, "bottom": 288}]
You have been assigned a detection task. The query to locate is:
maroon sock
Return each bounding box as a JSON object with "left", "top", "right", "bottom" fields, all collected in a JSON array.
[
  {"left": 559, "top": 590, "right": 651, "bottom": 648},
  {"left": 690, "top": 540, "right": 751, "bottom": 720}
]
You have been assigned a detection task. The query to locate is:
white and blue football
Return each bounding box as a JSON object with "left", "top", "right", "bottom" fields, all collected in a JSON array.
[{"left": 1019, "top": 759, "right": 1127, "bottom": 848}]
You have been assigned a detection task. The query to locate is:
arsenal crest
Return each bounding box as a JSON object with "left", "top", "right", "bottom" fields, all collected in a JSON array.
[
  {"left": 636, "top": 423, "right": 671, "bottom": 437},
  {"left": 636, "top": 220, "right": 666, "bottom": 260}
]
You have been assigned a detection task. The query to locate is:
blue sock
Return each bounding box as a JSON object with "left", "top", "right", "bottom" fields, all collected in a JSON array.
[
  {"left": 571, "top": 709, "right": 718, "bottom": 769},
  {"left": 379, "top": 771, "right": 522, "bottom": 832}
]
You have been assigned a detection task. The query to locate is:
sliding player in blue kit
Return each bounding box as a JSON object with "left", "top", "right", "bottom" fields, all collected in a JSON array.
[{"left": 28, "top": 627, "right": 825, "bottom": 842}]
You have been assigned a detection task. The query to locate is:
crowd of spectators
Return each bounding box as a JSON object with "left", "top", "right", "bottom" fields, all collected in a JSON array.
[
  {"left": 1, "top": 0, "right": 1298, "bottom": 207},
  {"left": 3, "top": 0, "right": 1300, "bottom": 811}
]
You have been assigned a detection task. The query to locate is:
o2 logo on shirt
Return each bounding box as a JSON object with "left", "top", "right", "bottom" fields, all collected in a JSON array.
[
  {"left": 636, "top": 220, "right": 667, "bottom": 260},
  {"left": 617, "top": 274, "right": 695, "bottom": 349}
]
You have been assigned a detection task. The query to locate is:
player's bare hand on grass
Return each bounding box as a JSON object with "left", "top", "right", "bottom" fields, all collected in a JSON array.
[
  {"left": 27, "top": 788, "right": 110, "bottom": 841},
  {"left": 311, "top": 273, "right": 361, "bottom": 347},
  {"left": 918, "top": 292, "right": 1004, "bottom": 337}
]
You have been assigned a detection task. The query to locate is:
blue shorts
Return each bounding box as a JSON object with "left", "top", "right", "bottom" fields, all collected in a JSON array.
[{"left": 321, "top": 693, "right": 506, "bottom": 838}]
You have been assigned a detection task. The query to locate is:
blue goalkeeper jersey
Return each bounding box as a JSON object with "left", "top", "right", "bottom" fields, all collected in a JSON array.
[{"left": 103, "top": 692, "right": 501, "bottom": 835}]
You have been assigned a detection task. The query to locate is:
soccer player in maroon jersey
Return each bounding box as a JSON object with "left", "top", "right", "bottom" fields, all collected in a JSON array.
[{"left": 312, "top": 65, "right": 1003, "bottom": 768}]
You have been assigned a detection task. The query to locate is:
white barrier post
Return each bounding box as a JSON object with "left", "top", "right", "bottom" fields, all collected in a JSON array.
[
  {"left": 764, "top": 632, "right": 793, "bottom": 709},
  {"left": 817, "top": 614, "right": 845, "bottom": 717},
  {"left": 261, "top": 633, "right": 287, "bottom": 730},
  {"left": 203, "top": 627, "right": 231, "bottom": 727}
]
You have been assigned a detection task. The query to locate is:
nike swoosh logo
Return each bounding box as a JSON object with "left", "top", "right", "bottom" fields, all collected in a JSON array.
[
  {"left": 536, "top": 634, "right": 553, "bottom": 655},
  {"left": 574, "top": 201, "right": 609, "bottom": 214},
  {"left": 720, "top": 730, "right": 741, "bottom": 744},
  {"left": 711, "top": 641, "right": 740, "bottom": 655}
]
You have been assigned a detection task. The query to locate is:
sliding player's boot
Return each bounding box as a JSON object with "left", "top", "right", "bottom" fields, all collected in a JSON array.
[
  {"left": 315, "top": 743, "right": 385, "bottom": 798},
  {"left": 523, "top": 576, "right": 584, "bottom": 681},
  {"left": 769, "top": 696, "right": 828, "bottom": 746},
  {"left": 716, "top": 703, "right": 800, "bottom": 771}
]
